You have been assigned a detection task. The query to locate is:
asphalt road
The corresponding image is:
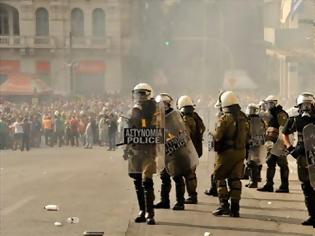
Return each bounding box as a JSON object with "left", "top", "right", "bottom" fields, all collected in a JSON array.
[{"left": 0, "top": 147, "right": 314, "bottom": 236}]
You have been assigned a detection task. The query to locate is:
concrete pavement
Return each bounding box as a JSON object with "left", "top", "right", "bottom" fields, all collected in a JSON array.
[{"left": 0, "top": 147, "right": 314, "bottom": 236}]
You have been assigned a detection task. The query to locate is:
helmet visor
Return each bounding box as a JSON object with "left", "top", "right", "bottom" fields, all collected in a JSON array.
[{"left": 133, "top": 90, "right": 151, "bottom": 102}]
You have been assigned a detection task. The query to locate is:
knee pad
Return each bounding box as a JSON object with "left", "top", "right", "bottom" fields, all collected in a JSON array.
[{"left": 228, "top": 178, "right": 242, "bottom": 190}]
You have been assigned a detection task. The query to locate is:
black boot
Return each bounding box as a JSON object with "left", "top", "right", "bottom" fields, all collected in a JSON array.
[
  {"left": 133, "top": 177, "right": 146, "bottom": 223},
  {"left": 246, "top": 181, "right": 258, "bottom": 188},
  {"left": 302, "top": 185, "right": 315, "bottom": 226},
  {"left": 302, "top": 217, "right": 315, "bottom": 226},
  {"left": 230, "top": 200, "right": 240, "bottom": 217},
  {"left": 154, "top": 172, "right": 171, "bottom": 209},
  {"left": 257, "top": 183, "right": 273, "bottom": 192},
  {"left": 257, "top": 165, "right": 274, "bottom": 192},
  {"left": 185, "top": 194, "right": 198, "bottom": 204},
  {"left": 173, "top": 176, "right": 185, "bottom": 211},
  {"left": 243, "top": 165, "right": 249, "bottom": 180},
  {"left": 143, "top": 178, "right": 155, "bottom": 225},
  {"left": 184, "top": 172, "right": 198, "bottom": 204},
  {"left": 154, "top": 200, "right": 170, "bottom": 209},
  {"left": 258, "top": 165, "right": 262, "bottom": 182},
  {"left": 205, "top": 174, "right": 218, "bottom": 196},
  {"left": 246, "top": 163, "right": 258, "bottom": 188},
  {"left": 212, "top": 200, "right": 230, "bottom": 216},
  {"left": 276, "top": 168, "right": 289, "bottom": 193},
  {"left": 275, "top": 184, "right": 289, "bottom": 193},
  {"left": 204, "top": 187, "right": 218, "bottom": 196}
]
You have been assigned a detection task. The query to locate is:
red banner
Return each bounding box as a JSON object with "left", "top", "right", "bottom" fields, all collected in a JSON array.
[
  {"left": 75, "top": 60, "right": 105, "bottom": 75},
  {"left": 0, "top": 60, "right": 20, "bottom": 74},
  {"left": 36, "top": 60, "right": 51, "bottom": 74}
]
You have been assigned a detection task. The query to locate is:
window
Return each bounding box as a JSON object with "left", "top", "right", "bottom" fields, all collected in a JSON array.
[
  {"left": 71, "top": 8, "right": 84, "bottom": 37},
  {"left": 36, "top": 8, "right": 49, "bottom": 36},
  {"left": 93, "top": 8, "right": 105, "bottom": 37},
  {"left": 0, "top": 7, "right": 9, "bottom": 35}
]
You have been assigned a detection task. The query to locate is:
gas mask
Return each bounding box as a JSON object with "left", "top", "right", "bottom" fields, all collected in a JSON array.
[
  {"left": 266, "top": 101, "right": 276, "bottom": 111},
  {"left": 299, "top": 102, "right": 313, "bottom": 117},
  {"left": 132, "top": 90, "right": 151, "bottom": 104}
]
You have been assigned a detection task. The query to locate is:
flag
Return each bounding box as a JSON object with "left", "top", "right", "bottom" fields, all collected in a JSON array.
[
  {"left": 290, "top": 0, "right": 304, "bottom": 20},
  {"left": 280, "top": 0, "right": 292, "bottom": 23}
]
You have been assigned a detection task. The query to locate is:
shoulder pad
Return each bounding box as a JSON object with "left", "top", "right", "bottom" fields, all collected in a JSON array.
[
  {"left": 219, "top": 113, "right": 233, "bottom": 123},
  {"left": 277, "top": 111, "right": 288, "bottom": 125}
]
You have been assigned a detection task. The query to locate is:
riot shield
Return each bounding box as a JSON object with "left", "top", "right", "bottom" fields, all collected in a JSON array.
[
  {"left": 155, "top": 101, "right": 166, "bottom": 173},
  {"left": 248, "top": 117, "right": 266, "bottom": 164},
  {"left": 164, "top": 110, "right": 199, "bottom": 177},
  {"left": 124, "top": 99, "right": 165, "bottom": 174},
  {"left": 249, "top": 117, "right": 265, "bottom": 147},
  {"left": 270, "top": 126, "right": 287, "bottom": 157},
  {"left": 302, "top": 124, "right": 315, "bottom": 189}
]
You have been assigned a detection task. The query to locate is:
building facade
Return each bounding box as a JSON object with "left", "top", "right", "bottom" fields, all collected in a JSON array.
[
  {"left": 264, "top": 0, "right": 315, "bottom": 102},
  {"left": 0, "top": 0, "right": 127, "bottom": 95}
]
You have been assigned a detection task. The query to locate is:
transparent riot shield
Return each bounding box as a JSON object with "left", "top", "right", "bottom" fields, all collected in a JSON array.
[
  {"left": 248, "top": 117, "right": 266, "bottom": 164},
  {"left": 164, "top": 110, "right": 199, "bottom": 177},
  {"left": 303, "top": 124, "right": 315, "bottom": 189},
  {"left": 155, "top": 101, "right": 166, "bottom": 173},
  {"left": 124, "top": 99, "right": 165, "bottom": 174},
  {"left": 270, "top": 126, "right": 287, "bottom": 157}
]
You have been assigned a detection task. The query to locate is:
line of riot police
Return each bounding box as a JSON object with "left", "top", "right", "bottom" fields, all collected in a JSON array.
[{"left": 121, "top": 83, "right": 315, "bottom": 227}]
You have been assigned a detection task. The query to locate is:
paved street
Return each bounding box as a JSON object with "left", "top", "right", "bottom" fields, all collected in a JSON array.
[{"left": 0, "top": 147, "right": 315, "bottom": 236}]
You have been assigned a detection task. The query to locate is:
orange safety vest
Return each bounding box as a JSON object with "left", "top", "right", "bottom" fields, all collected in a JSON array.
[{"left": 43, "top": 119, "right": 52, "bottom": 130}]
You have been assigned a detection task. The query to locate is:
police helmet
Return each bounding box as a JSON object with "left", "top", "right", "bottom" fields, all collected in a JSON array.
[
  {"left": 132, "top": 83, "right": 153, "bottom": 102},
  {"left": 177, "top": 95, "right": 194, "bottom": 110}
]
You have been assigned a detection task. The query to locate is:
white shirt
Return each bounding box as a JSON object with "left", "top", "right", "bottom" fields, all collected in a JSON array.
[{"left": 11, "top": 122, "right": 24, "bottom": 134}]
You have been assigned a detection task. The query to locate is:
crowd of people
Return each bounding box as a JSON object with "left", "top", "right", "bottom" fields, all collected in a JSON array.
[{"left": 0, "top": 96, "right": 129, "bottom": 151}]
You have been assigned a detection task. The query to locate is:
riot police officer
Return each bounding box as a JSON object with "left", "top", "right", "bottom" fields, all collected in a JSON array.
[
  {"left": 212, "top": 91, "right": 250, "bottom": 217},
  {"left": 283, "top": 93, "right": 315, "bottom": 226},
  {"left": 258, "top": 95, "right": 289, "bottom": 193},
  {"left": 124, "top": 83, "right": 160, "bottom": 225},
  {"left": 205, "top": 100, "right": 223, "bottom": 197},
  {"left": 154, "top": 93, "right": 173, "bottom": 210},
  {"left": 154, "top": 93, "right": 199, "bottom": 211},
  {"left": 245, "top": 103, "right": 266, "bottom": 188},
  {"left": 177, "top": 95, "right": 205, "bottom": 204}
]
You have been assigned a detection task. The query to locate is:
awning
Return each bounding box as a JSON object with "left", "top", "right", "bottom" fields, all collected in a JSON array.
[
  {"left": 0, "top": 73, "right": 52, "bottom": 96},
  {"left": 266, "top": 48, "right": 315, "bottom": 61},
  {"left": 0, "top": 60, "right": 20, "bottom": 74}
]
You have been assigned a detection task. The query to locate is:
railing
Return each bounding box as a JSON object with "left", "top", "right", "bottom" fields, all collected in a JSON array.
[
  {"left": 0, "top": 36, "right": 25, "bottom": 48},
  {"left": 0, "top": 35, "right": 56, "bottom": 48},
  {"left": 0, "top": 35, "right": 110, "bottom": 49},
  {"left": 66, "top": 36, "right": 111, "bottom": 49}
]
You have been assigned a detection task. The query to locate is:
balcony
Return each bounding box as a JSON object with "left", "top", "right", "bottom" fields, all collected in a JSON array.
[
  {"left": 264, "top": 27, "right": 313, "bottom": 50},
  {"left": 0, "top": 35, "right": 56, "bottom": 49},
  {"left": 66, "top": 36, "right": 112, "bottom": 50},
  {"left": 0, "top": 36, "right": 25, "bottom": 48}
]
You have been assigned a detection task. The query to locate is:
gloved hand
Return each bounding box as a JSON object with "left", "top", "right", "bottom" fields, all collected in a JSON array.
[
  {"left": 289, "top": 145, "right": 305, "bottom": 159},
  {"left": 264, "top": 141, "right": 274, "bottom": 151},
  {"left": 287, "top": 145, "right": 295, "bottom": 152}
]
